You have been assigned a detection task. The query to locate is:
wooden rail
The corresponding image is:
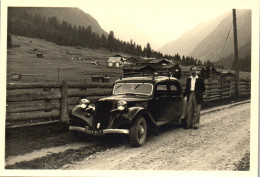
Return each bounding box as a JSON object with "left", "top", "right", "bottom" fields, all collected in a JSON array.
[
  {"left": 6, "top": 81, "right": 113, "bottom": 128},
  {"left": 6, "top": 78, "right": 250, "bottom": 128}
]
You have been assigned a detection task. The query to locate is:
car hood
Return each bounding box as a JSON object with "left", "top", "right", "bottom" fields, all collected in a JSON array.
[{"left": 99, "top": 94, "right": 152, "bottom": 102}]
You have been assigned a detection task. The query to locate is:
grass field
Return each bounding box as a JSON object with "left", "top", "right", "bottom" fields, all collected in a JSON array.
[{"left": 7, "top": 35, "right": 127, "bottom": 83}]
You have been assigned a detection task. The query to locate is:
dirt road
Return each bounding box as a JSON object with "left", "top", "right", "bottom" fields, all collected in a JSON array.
[
  {"left": 5, "top": 101, "right": 250, "bottom": 170},
  {"left": 61, "top": 102, "right": 250, "bottom": 170}
]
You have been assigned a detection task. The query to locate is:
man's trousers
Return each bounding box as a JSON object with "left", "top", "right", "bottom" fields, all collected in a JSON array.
[{"left": 187, "top": 93, "right": 201, "bottom": 128}]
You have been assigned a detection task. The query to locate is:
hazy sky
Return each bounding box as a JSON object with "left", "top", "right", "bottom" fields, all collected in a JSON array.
[
  {"left": 79, "top": 0, "right": 253, "bottom": 49},
  {"left": 4, "top": 0, "right": 257, "bottom": 50}
]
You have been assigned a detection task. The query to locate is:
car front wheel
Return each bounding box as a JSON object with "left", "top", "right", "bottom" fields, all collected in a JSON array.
[{"left": 129, "top": 116, "right": 147, "bottom": 147}]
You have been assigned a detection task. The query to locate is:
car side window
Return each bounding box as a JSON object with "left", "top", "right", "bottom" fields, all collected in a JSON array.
[
  {"left": 156, "top": 83, "right": 168, "bottom": 97},
  {"left": 170, "top": 82, "right": 181, "bottom": 96},
  {"left": 157, "top": 84, "right": 167, "bottom": 91},
  {"left": 170, "top": 84, "right": 177, "bottom": 91}
]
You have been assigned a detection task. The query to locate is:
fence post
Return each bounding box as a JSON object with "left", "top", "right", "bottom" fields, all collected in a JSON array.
[
  {"left": 61, "top": 80, "right": 69, "bottom": 123},
  {"left": 229, "top": 80, "right": 231, "bottom": 97},
  {"left": 220, "top": 78, "right": 223, "bottom": 100},
  {"left": 248, "top": 79, "right": 251, "bottom": 95}
]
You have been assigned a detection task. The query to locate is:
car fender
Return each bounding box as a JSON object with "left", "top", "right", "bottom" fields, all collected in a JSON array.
[
  {"left": 123, "top": 107, "right": 158, "bottom": 127},
  {"left": 180, "top": 96, "right": 188, "bottom": 120},
  {"left": 71, "top": 105, "right": 93, "bottom": 126}
]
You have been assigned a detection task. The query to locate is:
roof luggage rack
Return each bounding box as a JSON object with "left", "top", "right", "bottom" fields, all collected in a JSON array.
[
  {"left": 122, "top": 63, "right": 182, "bottom": 79},
  {"left": 122, "top": 70, "right": 181, "bottom": 80},
  {"left": 121, "top": 72, "right": 156, "bottom": 80}
]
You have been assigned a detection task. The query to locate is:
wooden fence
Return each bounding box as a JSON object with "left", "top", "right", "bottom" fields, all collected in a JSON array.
[
  {"left": 6, "top": 78, "right": 250, "bottom": 128},
  {"left": 6, "top": 81, "right": 112, "bottom": 128},
  {"left": 203, "top": 78, "right": 250, "bottom": 101}
]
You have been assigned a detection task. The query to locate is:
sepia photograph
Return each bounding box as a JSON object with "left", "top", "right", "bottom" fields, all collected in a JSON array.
[{"left": 0, "top": 0, "right": 259, "bottom": 176}]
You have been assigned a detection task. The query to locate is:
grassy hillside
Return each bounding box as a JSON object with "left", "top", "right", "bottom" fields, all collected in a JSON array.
[
  {"left": 7, "top": 35, "right": 127, "bottom": 83},
  {"left": 8, "top": 7, "right": 155, "bottom": 59},
  {"left": 7, "top": 35, "right": 250, "bottom": 84}
]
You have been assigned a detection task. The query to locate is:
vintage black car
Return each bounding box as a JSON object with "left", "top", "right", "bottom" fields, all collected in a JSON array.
[{"left": 69, "top": 75, "right": 185, "bottom": 147}]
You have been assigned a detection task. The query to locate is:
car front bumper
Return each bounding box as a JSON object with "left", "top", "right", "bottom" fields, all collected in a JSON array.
[{"left": 69, "top": 126, "right": 129, "bottom": 135}]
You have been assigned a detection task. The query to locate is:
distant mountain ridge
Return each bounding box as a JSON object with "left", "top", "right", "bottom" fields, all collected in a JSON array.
[
  {"left": 8, "top": 7, "right": 107, "bottom": 37},
  {"left": 160, "top": 10, "right": 251, "bottom": 70},
  {"left": 160, "top": 12, "right": 228, "bottom": 58},
  {"left": 190, "top": 10, "right": 251, "bottom": 62}
]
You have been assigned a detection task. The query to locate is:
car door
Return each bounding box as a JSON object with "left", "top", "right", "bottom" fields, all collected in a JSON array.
[
  {"left": 149, "top": 81, "right": 172, "bottom": 124},
  {"left": 168, "top": 80, "right": 183, "bottom": 121}
]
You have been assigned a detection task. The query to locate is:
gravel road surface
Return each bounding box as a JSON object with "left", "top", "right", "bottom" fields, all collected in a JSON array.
[
  {"left": 61, "top": 102, "right": 250, "bottom": 170},
  {"left": 5, "top": 101, "right": 250, "bottom": 170}
]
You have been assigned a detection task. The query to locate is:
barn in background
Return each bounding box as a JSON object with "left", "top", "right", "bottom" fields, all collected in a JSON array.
[{"left": 107, "top": 55, "right": 125, "bottom": 67}]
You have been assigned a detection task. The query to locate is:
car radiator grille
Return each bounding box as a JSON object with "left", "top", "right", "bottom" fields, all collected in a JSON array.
[{"left": 94, "top": 101, "right": 115, "bottom": 130}]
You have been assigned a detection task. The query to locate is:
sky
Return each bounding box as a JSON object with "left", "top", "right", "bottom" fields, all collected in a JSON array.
[
  {"left": 78, "top": 0, "right": 254, "bottom": 50},
  {"left": 3, "top": 0, "right": 257, "bottom": 50}
]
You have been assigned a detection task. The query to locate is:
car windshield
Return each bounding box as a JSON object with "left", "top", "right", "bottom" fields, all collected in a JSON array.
[{"left": 113, "top": 83, "right": 153, "bottom": 96}]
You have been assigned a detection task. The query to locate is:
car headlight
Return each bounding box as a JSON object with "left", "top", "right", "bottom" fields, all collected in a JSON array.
[
  {"left": 117, "top": 100, "right": 127, "bottom": 111},
  {"left": 79, "top": 99, "right": 90, "bottom": 109},
  {"left": 80, "top": 99, "right": 90, "bottom": 105},
  {"left": 80, "top": 104, "right": 87, "bottom": 109}
]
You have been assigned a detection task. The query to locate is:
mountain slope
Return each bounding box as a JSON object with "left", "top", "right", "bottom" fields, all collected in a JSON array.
[
  {"left": 190, "top": 10, "right": 251, "bottom": 62},
  {"left": 8, "top": 7, "right": 107, "bottom": 37},
  {"left": 215, "top": 40, "right": 251, "bottom": 71},
  {"left": 160, "top": 9, "right": 251, "bottom": 66},
  {"left": 159, "top": 12, "right": 228, "bottom": 56}
]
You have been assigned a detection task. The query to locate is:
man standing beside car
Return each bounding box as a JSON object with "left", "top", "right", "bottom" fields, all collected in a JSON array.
[{"left": 183, "top": 66, "right": 206, "bottom": 129}]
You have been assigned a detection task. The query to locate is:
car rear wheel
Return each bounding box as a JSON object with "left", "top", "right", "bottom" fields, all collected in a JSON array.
[
  {"left": 129, "top": 116, "right": 147, "bottom": 147},
  {"left": 181, "top": 118, "right": 188, "bottom": 128}
]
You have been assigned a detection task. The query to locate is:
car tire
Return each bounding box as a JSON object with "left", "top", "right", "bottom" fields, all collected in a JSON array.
[
  {"left": 129, "top": 116, "right": 147, "bottom": 147},
  {"left": 181, "top": 119, "right": 188, "bottom": 128}
]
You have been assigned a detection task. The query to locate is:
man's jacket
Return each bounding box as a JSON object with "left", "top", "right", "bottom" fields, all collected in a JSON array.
[{"left": 183, "top": 77, "right": 206, "bottom": 104}]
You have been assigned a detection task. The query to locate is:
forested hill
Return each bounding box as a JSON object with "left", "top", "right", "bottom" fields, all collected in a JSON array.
[
  {"left": 7, "top": 7, "right": 216, "bottom": 68},
  {"left": 8, "top": 7, "right": 107, "bottom": 37},
  {"left": 7, "top": 7, "right": 165, "bottom": 60}
]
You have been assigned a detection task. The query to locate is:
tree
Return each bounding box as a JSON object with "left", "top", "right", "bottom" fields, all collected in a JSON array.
[
  {"left": 100, "top": 34, "right": 107, "bottom": 47},
  {"left": 206, "top": 65, "right": 211, "bottom": 79},
  {"left": 175, "top": 53, "right": 181, "bottom": 62},
  {"left": 144, "top": 43, "right": 152, "bottom": 58},
  {"left": 136, "top": 45, "right": 143, "bottom": 55},
  {"left": 200, "top": 67, "right": 206, "bottom": 78},
  {"left": 89, "top": 32, "right": 98, "bottom": 49},
  {"left": 47, "top": 16, "right": 58, "bottom": 28},
  {"left": 107, "top": 31, "right": 115, "bottom": 52}
]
